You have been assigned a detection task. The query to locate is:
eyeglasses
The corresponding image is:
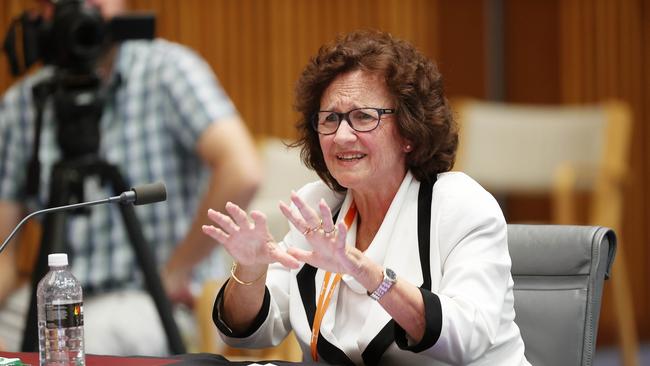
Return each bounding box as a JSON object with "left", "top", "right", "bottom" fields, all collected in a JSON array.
[{"left": 312, "top": 107, "right": 395, "bottom": 135}]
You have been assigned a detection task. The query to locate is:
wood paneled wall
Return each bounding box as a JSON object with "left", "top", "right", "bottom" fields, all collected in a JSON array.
[
  {"left": 0, "top": 0, "right": 440, "bottom": 139},
  {"left": 0, "top": 0, "right": 30, "bottom": 92},
  {"left": 558, "top": 0, "right": 650, "bottom": 344}
]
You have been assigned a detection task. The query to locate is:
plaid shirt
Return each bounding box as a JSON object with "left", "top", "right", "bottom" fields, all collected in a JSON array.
[{"left": 0, "top": 39, "right": 237, "bottom": 293}]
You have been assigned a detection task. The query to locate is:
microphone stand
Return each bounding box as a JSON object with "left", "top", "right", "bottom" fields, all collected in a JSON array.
[{"left": 0, "top": 181, "right": 164, "bottom": 255}]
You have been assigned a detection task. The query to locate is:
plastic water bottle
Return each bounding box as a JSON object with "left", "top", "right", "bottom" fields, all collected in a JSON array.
[{"left": 37, "top": 253, "right": 85, "bottom": 366}]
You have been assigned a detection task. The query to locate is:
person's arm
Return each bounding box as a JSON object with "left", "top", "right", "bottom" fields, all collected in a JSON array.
[
  {"left": 203, "top": 202, "right": 300, "bottom": 336},
  {"left": 163, "top": 117, "right": 262, "bottom": 291},
  {"left": 349, "top": 253, "right": 428, "bottom": 337},
  {"left": 394, "top": 181, "right": 511, "bottom": 364},
  {"left": 0, "top": 201, "right": 24, "bottom": 306},
  {"left": 220, "top": 261, "right": 269, "bottom": 333}
]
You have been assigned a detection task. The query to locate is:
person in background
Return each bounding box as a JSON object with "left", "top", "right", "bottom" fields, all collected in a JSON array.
[
  {"left": 0, "top": 0, "right": 261, "bottom": 355},
  {"left": 203, "top": 30, "right": 531, "bottom": 365}
]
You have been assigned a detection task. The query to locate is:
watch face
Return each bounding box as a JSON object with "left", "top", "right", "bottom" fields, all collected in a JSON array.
[{"left": 385, "top": 268, "right": 397, "bottom": 281}]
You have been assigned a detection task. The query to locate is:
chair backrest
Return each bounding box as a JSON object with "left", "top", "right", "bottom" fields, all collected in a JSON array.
[
  {"left": 508, "top": 224, "right": 616, "bottom": 366},
  {"left": 454, "top": 99, "right": 630, "bottom": 195}
]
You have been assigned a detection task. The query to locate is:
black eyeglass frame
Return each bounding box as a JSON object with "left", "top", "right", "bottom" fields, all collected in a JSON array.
[{"left": 311, "top": 107, "right": 395, "bottom": 135}]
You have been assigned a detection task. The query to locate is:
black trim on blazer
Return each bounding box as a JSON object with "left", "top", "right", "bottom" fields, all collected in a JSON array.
[
  {"left": 393, "top": 175, "right": 444, "bottom": 352},
  {"left": 361, "top": 320, "right": 395, "bottom": 365},
  {"left": 212, "top": 278, "right": 272, "bottom": 338},
  {"left": 297, "top": 264, "right": 355, "bottom": 366},
  {"left": 395, "top": 288, "right": 443, "bottom": 352},
  {"left": 417, "top": 177, "right": 434, "bottom": 291},
  {"left": 296, "top": 264, "right": 318, "bottom": 326}
]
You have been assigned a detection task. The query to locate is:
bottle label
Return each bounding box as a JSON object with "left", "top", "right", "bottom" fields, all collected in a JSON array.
[{"left": 45, "top": 302, "right": 84, "bottom": 329}]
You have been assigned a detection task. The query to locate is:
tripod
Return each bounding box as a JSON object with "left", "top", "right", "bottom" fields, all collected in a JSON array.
[{"left": 19, "top": 76, "right": 186, "bottom": 354}]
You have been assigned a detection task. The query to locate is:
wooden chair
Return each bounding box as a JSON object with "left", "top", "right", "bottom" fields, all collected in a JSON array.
[{"left": 454, "top": 99, "right": 638, "bottom": 366}]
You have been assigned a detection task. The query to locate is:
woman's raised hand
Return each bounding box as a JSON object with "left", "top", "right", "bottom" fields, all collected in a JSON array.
[
  {"left": 279, "top": 192, "right": 363, "bottom": 276},
  {"left": 202, "top": 202, "right": 300, "bottom": 269}
]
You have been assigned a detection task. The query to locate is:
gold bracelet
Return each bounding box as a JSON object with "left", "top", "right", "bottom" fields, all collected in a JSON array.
[{"left": 230, "top": 262, "right": 265, "bottom": 286}]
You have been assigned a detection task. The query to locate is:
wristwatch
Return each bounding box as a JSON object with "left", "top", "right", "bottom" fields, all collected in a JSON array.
[{"left": 368, "top": 267, "right": 397, "bottom": 301}]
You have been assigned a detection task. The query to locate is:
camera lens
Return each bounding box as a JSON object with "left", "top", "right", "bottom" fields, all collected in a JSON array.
[
  {"left": 52, "top": 0, "right": 106, "bottom": 71},
  {"left": 69, "top": 16, "right": 104, "bottom": 61}
]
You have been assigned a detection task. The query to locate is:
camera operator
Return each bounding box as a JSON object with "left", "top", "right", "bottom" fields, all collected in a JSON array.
[{"left": 0, "top": 0, "right": 261, "bottom": 355}]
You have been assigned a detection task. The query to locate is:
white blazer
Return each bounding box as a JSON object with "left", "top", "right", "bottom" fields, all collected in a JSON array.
[{"left": 216, "top": 171, "right": 531, "bottom": 365}]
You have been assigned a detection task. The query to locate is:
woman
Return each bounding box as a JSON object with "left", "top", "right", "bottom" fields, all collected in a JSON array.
[{"left": 202, "top": 30, "right": 530, "bottom": 365}]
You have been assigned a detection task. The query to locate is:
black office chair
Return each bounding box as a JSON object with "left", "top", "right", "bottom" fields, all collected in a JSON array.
[{"left": 508, "top": 224, "right": 616, "bottom": 366}]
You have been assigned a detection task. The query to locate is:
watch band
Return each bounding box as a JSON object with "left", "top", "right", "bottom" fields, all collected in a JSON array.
[{"left": 368, "top": 268, "right": 397, "bottom": 301}]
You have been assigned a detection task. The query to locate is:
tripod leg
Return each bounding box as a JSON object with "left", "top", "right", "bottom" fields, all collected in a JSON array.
[
  {"left": 105, "top": 167, "right": 186, "bottom": 354},
  {"left": 21, "top": 164, "right": 73, "bottom": 351}
]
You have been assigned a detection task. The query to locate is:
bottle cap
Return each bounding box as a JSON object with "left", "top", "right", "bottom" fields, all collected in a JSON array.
[{"left": 48, "top": 253, "right": 68, "bottom": 267}]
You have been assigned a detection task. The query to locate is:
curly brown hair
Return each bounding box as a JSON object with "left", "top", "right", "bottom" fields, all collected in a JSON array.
[{"left": 292, "top": 29, "right": 458, "bottom": 191}]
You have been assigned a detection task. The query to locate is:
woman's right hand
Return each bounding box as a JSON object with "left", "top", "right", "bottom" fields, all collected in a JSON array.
[{"left": 202, "top": 201, "right": 300, "bottom": 269}]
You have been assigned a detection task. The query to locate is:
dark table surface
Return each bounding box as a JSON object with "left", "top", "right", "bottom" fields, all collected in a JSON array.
[{"left": 0, "top": 352, "right": 315, "bottom": 366}]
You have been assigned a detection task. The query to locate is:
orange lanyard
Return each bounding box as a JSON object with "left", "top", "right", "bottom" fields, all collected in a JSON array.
[{"left": 310, "top": 202, "right": 357, "bottom": 362}]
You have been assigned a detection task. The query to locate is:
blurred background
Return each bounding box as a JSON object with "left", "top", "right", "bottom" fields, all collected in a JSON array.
[{"left": 1, "top": 0, "right": 648, "bottom": 364}]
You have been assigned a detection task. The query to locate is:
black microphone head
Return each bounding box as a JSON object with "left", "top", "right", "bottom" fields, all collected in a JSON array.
[{"left": 132, "top": 182, "right": 167, "bottom": 205}]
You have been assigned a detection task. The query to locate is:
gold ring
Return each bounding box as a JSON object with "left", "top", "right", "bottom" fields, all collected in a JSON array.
[
  {"left": 302, "top": 219, "right": 322, "bottom": 235},
  {"left": 323, "top": 226, "right": 336, "bottom": 235}
]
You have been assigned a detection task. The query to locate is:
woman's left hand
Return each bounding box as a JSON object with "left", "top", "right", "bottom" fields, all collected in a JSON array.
[{"left": 279, "top": 192, "right": 364, "bottom": 276}]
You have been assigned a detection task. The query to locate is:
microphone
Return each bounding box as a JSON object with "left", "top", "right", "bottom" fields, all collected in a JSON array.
[
  {"left": 0, "top": 182, "right": 167, "bottom": 254},
  {"left": 116, "top": 181, "right": 167, "bottom": 206}
]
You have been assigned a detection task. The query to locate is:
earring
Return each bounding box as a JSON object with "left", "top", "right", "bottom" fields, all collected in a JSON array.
[{"left": 405, "top": 144, "right": 412, "bottom": 152}]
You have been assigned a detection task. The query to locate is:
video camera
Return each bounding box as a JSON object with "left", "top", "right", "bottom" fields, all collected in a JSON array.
[
  {"left": 2, "top": 0, "right": 155, "bottom": 196},
  {"left": 3, "top": 0, "right": 154, "bottom": 76}
]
